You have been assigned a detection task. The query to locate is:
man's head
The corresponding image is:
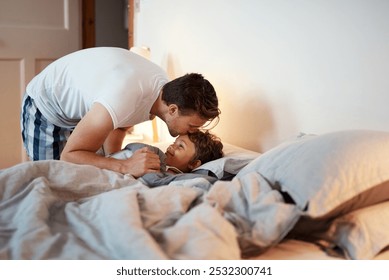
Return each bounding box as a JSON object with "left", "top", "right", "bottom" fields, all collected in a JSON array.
[
  {"left": 165, "top": 130, "right": 224, "bottom": 173},
  {"left": 161, "top": 73, "right": 220, "bottom": 137}
]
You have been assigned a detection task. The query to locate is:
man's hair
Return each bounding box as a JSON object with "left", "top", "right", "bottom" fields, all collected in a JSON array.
[
  {"left": 161, "top": 73, "right": 221, "bottom": 123},
  {"left": 187, "top": 130, "right": 224, "bottom": 165}
]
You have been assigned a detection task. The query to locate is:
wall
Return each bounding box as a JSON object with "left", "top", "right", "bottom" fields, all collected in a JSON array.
[{"left": 134, "top": 0, "right": 389, "bottom": 152}]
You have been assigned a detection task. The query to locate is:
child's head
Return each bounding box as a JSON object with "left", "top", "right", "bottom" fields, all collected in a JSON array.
[{"left": 165, "top": 130, "right": 223, "bottom": 173}]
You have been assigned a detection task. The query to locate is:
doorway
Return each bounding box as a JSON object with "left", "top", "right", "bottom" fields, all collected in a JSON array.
[{"left": 82, "top": 0, "right": 132, "bottom": 49}]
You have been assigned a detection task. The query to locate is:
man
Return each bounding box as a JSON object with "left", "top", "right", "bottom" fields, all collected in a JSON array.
[{"left": 20, "top": 47, "right": 220, "bottom": 178}]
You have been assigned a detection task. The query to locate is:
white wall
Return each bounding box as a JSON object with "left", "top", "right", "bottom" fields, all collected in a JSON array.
[{"left": 134, "top": 0, "right": 389, "bottom": 152}]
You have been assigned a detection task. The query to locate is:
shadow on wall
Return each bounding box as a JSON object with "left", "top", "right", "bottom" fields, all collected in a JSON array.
[
  {"left": 161, "top": 53, "right": 181, "bottom": 79},
  {"left": 215, "top": 88, "right": 276, "bottom": 153},
  {"left": 159, "top": 53, "right": 298, "bottom": 152}
]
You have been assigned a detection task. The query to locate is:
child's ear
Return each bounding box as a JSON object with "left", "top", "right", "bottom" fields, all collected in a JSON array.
[{"left": 188, "top": 160, "right": 202, "bottom": 170}]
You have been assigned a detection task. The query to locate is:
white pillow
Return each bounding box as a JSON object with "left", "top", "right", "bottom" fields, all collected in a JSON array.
[
  {"left": 194, "top": 143, "right": 260, "bottom": 179},
  {"left": 317, "top": 201, "right": 389, "bottom": 260},
  {"left": 237, "top": 130, "right": 389, "bottom": 218},
  {"left": 154, "top": 142, "right": 260, "bottom": 179}
]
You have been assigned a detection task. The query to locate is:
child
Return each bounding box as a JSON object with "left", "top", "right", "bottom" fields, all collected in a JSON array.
[{"left": 110, "top": 130, "right": 224, "bottom": 175}]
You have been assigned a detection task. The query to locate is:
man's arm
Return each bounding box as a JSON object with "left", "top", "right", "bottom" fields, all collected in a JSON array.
[
  {"left": 60, "top": 103, "right": 160, "bottom": 177},
  {"left": 103, "top": 126, "right": 132, "bottom": 156}
]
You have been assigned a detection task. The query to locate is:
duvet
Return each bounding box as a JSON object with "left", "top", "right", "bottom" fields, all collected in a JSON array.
[{"left": 0, "top": 160, "right": 299, "bottom": 259}]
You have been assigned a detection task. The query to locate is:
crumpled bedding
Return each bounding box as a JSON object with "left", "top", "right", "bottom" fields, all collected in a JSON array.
[
  {"left": 139, "top": 171, "right": 219, "bottom": 188},
  {"left": 0, "top": 160, "right": 300, "bottom": 259}
]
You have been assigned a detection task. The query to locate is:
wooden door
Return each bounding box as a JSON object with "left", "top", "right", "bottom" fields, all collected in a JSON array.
[{"left": 0, "top": 0, "right": 81, "bottom": 168}]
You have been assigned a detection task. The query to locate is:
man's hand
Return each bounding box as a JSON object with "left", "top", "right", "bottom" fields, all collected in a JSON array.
[{"left": 121, "top": 147, "right": 161, "bottom": 178}]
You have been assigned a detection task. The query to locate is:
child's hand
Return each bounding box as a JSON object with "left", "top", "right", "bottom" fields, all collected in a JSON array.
[{"left": 122, "top": 147, "right": 161, "bottom": 178}]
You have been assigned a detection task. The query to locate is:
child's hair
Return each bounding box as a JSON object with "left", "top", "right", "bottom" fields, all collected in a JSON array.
[{"left": 187, "top": 130, "right": 224, "bottom": 164}]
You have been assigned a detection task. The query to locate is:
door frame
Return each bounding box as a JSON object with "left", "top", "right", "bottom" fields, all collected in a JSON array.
[{"left": 82, "top": 0, "right": 95, "bottom": 48}]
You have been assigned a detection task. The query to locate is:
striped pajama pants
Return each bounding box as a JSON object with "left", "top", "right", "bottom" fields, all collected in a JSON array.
[{"left": 20, "top": 94, "right": 72, "bottom": 160}]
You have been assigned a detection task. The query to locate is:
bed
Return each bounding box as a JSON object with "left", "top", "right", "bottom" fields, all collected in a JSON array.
[{"left": 0, "top": 129, "right": 388, "bottom": 260}]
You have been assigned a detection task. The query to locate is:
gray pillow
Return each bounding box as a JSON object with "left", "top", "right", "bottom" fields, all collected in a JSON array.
[
  {"left": 237, "top": 130, "right": 389, "bottom": 220},
  {"left": 316, "top": 201, "right": 389, "bottom": 259}
]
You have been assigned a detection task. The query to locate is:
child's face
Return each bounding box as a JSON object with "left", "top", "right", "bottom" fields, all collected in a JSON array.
[{"left": 165, "top": 135, "right": 196, "bottom": 172}]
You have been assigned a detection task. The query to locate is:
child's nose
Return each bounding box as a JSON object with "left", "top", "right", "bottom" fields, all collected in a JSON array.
[{"left": 167, "top": 145, "right": 176, "bottom": 153}]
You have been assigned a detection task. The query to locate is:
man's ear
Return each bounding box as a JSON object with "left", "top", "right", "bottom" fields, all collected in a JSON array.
[
  {"left": 168, "top": 104, "right": 178, "bottom": 116},
  {"left": 188, "top": 159, "right": 202, "bottom": 170}
]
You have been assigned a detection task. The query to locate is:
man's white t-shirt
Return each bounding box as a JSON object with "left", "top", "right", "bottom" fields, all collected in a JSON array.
[{"left": 26, "top": 47, "right": 169, "bottom": 129}]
